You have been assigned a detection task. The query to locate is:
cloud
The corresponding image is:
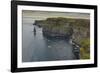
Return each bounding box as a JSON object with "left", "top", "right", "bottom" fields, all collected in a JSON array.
[{"left": 22, "top": 10, "right": 90, "bottom": 20}]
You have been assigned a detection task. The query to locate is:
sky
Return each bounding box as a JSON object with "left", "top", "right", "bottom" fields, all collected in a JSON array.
[
  {"left": 22, "top": 10, "right": 90, "bottom": 24},
  {"left": 22, "top": 10, "right": 90, "bottom": 20}
]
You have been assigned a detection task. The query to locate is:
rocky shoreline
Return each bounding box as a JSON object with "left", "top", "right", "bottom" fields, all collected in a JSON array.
[{"left": 33, "top": 17, "right": 90, "bottom": 59}]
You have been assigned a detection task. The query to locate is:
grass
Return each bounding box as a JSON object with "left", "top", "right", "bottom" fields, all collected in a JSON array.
[{"left": 80, "top": 38, "right": 90, "bottom": 59}]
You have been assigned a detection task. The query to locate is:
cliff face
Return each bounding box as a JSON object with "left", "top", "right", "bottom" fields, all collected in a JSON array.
[
  {"left": 33, "top": 17, "right": 90, "bottom": 59},
  {"left": 34, "top": 17, "right": 90, "bottom": 43},
  {"left": 71, "top": 19, "right": 90, "bottom": 45},
  {"left": 70, "top": 19, "right": 90, "bottom": 59},
  {"left": 34, "top": 17, "right": 73, "bottom": 39}
]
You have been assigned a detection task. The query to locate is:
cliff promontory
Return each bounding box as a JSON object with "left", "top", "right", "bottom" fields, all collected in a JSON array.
[{"left": 33, "top": 17, "right": 90, "bottom": 59}]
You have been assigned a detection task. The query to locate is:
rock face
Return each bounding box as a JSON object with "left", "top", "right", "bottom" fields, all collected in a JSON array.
[
  {"left": 33, "top": 17, "right": 90, "bottom": 59},
  {"left": 33, "top": 17, "right": 90, "bottom": 44},
  {"left": 33, "top": 17, "right": 73, "bottom": 39},
  {"left": 42, "top": 25, "right": 73, "bottom": 39},
  {"left": 71, "top": 19, "right": 90, "bottom": 45}
]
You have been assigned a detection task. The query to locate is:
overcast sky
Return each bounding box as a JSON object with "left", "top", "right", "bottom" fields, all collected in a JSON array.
[{"left": 22, "top": 10, "right": 90, "bottom": 20}]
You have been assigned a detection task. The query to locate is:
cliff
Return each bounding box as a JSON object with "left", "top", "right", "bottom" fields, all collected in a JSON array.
[
  {"left": 34, "top": 17, "right": 73, "bottom": 39},
  {"left": 34, "top": 17, "right": 90, "bottom": 41},
  {"left": 33, "top": 17, "right": 90, "bottom": 59}
]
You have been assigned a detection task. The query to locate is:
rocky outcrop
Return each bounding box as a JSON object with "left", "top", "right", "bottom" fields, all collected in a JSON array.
[
  {"left": 71, "top": 19, "right": 90, "bottom": 46},
  {"left": 33, "top": 17, "right": 90, "bottom": 59},
  {"left": 33, "top": 17, "right": 90, "bottom": 44},
  {"left": 33, "top": 17, "right": 74, "bottom": 39}
]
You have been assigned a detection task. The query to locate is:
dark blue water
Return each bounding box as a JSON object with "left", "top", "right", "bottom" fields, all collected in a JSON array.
[{"left": 22, "top": 24, "right": 76, "bottom": 62}]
